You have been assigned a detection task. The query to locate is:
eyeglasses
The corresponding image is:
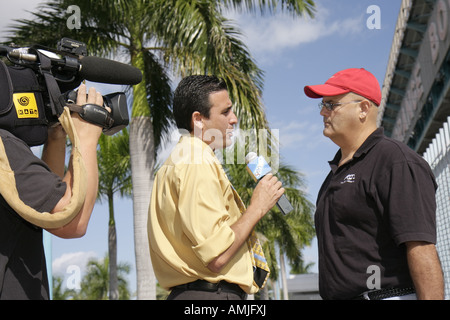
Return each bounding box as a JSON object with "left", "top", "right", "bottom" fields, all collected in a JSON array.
[{"left": 318, "top": 100, "right": 362, "bottom": 111}]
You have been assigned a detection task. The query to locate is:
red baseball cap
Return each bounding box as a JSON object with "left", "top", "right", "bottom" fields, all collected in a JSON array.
[{"left": 304, "top": 68, "right": 381, "bottom": 106}]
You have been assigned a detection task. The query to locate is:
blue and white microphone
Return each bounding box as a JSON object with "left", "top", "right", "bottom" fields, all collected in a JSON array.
[{"left": 245, "top": 152, "right": 293, "bottom": 215}]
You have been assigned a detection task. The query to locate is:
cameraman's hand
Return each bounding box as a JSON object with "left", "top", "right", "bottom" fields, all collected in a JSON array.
[{"left": 72, "top": 83, "right": 104, "bottom": 142}]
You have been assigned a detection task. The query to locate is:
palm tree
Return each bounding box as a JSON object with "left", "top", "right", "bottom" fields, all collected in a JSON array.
[
  {"left": 6, "top": 0, "right": 316, "bottom": 299},
  {"left": 77, "top": 255, "right": 131, "bottom": 300},
  {"left": 97, "top": 129, "right": 132, "bottom": 300},
  {"left": 52, "top": 276, "right": 78, "bottom": 300},
  {"left": 52, "top": 256, "right": 131, "bottom": 299}
]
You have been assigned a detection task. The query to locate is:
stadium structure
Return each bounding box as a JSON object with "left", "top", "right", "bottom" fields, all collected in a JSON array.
[{"left": 378, "top": 0, "right": 450, "bottom": 298}]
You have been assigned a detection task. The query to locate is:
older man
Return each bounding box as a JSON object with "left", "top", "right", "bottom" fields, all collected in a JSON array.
[{"left": 304, "top": 68, "right": 444, "bottom": 300}]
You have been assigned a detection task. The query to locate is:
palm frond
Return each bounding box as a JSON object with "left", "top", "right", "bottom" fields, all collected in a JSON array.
[
  {"left": 97, "top": 129, "right": 132, "bottom": 202},
  {"left": 220, "top": 0, "right": 316, "bottom": 17},
  {"left": 155, "top": 1, "right": 268, "bottom": 131},
  {"left": 142, "top": 50, "right": 174, "bottom": 151}
]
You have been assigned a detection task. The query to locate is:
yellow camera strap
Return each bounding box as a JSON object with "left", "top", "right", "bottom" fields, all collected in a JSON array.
[{"left": 0, "top": 106, "right": 87, "bottom": 229}]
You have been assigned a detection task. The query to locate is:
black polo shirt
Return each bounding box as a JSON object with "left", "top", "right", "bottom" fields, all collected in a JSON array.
[
  {"left": 315, "top": 128, "right": 437, "bottom": 300},
  {"left": 0, "top": 129, "right": 66, "bottom": 299}
]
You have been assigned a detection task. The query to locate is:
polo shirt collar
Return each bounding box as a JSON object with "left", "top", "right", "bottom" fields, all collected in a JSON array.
[
  {"left": 329, "top": 127, "right": 384, "bottom": 170},
  {"left": 179, "top": 132, "right": 217, "bottom": 158}
]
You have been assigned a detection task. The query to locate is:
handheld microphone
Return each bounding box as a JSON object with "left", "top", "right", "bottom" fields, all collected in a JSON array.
[{"left": 245, "top": 152, "right": 294, "bottom": 215}]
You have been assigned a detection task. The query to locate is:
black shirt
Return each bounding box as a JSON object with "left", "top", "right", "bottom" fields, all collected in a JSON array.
[
  {"left": 0, "top": 129, "right": 66, "bottom": 299},
  {"left": 315, "top": 128, "right": 437, "bottom": 300}
]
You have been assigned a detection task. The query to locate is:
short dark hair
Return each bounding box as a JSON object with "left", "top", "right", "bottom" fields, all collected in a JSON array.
[{"left": 173, "top": 75, "right": 228, "bottom": 132}]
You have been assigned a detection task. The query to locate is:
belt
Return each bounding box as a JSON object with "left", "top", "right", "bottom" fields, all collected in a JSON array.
[
  {"left": 354, "top": 287, "right": 416, "bottom": 300},
  {"left": 171, "top": 280, "right": 247, "bottom": 299}
]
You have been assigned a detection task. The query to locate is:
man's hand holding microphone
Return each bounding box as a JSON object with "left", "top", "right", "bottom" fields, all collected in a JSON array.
[
  {"left": 246, "top": 152, "right": 294, "bottom": 216},
  {"left": 247, "top": 173, "right": 285, "bottom": 220}
]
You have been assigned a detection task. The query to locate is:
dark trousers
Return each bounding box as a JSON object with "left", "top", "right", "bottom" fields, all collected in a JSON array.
[{"left": 167, "top": 287, "right": 247, "bottom": 300}]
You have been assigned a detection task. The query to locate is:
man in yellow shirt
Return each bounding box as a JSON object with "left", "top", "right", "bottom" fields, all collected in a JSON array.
[{"left": 148, "top": 75, "right": 284, "bottom": 299}]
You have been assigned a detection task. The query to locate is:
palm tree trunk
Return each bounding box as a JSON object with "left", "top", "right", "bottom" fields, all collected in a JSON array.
[
  {"left": 280, "top": 250, "right": 289, "bottom": 300},
  {"left": 260, "top": 285, "right": 269, "bottom": 300},
  {"left": 130, "top": 116, "right": 156, "bottom": 299},
  {"left": 129, "top": 46, "right": 157, "bottom": 300},
  {"left": 108, "top": 193, "right": 119, "bottom": 300}
]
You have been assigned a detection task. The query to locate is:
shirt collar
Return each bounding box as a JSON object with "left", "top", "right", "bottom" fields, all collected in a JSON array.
[{"left": 178, "top": 133, "right": 218, "bottom": 161}]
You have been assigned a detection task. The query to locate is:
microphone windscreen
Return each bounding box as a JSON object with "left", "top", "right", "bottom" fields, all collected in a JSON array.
[
  {"left": 245, "top": 152, "right": 257, "bottom": 164},
  {"left": 245, "top": 153, "right": 272, "bottom": 181},
  {"left": 79, "top": 56, "right": 142, "bottom": 85}
]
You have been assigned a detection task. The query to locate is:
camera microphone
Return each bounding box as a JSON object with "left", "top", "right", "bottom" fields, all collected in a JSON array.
[
  {"left": 0, "top": 39, "right": 134, "bottom": 145},
  {"left": 78, "top": 56, "right": 142, "bottom": 85},
  {"left": 245, "top": 152, "right": 294, "bottom": 215},
  {"left": 6, "top": 47, "right": 142, "bottom": 86}
]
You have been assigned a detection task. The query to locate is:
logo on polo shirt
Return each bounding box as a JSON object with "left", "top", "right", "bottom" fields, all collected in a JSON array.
[{"left": 341, "top": 173, "right": 355, "bottom": 184}]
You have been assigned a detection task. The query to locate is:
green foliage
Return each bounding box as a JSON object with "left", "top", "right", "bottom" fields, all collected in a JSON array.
[
  {"left": 97, "top": 128, "right": 132, "bottom": 201},
  {"left": 52, "top": 255, "right": 132, "bottom": 300}
]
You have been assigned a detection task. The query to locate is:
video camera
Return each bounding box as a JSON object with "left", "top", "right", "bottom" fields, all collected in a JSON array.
[{"left": 0, "top": 38, "right": 142, "bottom": 146}]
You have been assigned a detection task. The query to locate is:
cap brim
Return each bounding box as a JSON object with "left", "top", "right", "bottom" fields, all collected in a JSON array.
[{"left": 304, "top": 84, "right": 350, "bottom": 99}]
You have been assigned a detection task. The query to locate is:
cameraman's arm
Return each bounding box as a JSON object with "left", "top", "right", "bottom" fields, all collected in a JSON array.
[
  {"left": 46, "top": 84, "right": 103, "bottom": 238},
  {"left": 41, "top": 124, "right": 67, "bottom": 178}
]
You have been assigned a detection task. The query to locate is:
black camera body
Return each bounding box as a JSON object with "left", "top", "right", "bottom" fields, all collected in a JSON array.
[
  {"left": 0, "top": 38, "right": 130, "bottom": 146},
  {"left": 65, "top": 89, "right": 129, "bottom": 136}
]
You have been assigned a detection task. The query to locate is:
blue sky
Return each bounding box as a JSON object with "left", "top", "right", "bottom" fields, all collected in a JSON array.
[{"left": 2, "top": 0, "right": 402, "bottom": 296}]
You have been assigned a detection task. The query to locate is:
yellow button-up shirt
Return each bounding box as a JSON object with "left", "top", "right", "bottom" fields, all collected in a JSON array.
[{"left": 148, "top": 134, "right": 257, "bottom": 294}]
